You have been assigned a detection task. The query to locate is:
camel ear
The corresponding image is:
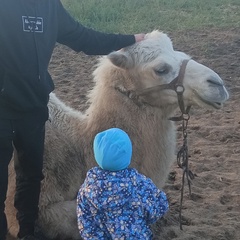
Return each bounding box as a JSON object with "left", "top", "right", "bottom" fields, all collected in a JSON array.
[{"left": 108, "top": 51, "right": 133, "bottom": 70}]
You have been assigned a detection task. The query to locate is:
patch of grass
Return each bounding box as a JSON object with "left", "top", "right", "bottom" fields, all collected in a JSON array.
[{"left": 61, "top": 0, "right": 240, "bottom": 33}]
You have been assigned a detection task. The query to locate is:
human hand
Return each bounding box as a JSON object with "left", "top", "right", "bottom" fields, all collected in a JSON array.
[{"left": 134, "top": 33, "right": 145, "bottom": 42}]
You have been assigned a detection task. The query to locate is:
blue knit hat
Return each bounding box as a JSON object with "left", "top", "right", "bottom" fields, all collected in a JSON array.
[{"left": 93, "top": 128, "right": 132, "bottom": 171}]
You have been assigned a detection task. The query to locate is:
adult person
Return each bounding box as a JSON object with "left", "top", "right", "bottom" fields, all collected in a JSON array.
[
  {"left": 0, "top": 0, "right": 145, "bottom": 239},
  {"left": 77, "top": 128, "right": 169, "bottom": 239}
]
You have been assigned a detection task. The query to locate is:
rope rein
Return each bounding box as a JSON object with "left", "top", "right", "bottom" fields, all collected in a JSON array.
[{"left": 175, "top": 111, "right": 195, "bottom": 230}]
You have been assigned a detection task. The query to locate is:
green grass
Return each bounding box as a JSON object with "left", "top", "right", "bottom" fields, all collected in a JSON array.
[{"left": 61, "top": 0, "right": 240, "bottom": 33}]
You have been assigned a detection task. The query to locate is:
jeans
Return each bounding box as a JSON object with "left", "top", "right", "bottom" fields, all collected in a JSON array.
[{"left": 0, "top": 111, "right": 47, "bottom": 239}]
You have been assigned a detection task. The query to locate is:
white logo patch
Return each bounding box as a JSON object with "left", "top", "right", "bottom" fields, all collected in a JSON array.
[{"left": 22, "top": 16, "right": 43, "bottom": 33}]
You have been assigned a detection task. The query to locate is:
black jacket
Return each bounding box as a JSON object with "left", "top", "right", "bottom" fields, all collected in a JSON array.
[{"left": 0, "top": 0, "right": 135, "bottom": 118}]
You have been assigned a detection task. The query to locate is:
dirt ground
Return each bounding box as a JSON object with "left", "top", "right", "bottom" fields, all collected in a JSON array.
[{"left": 7, "top": 27, "right": 240, "bottom": 239}]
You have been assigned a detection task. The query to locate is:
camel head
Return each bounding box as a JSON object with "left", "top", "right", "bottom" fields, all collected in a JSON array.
[{"left": 107, "top": 30, "right": 229, "bottom": 112}]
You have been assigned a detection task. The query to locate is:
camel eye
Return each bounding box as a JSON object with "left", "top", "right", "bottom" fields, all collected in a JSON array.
[{"left": 154, "top": 66, "right": 169, "bottom": 75}]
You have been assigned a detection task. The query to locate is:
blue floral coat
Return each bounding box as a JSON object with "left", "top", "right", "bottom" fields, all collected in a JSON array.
[{"left": 77, "top": 167, "right": 169, "bottom": 240}]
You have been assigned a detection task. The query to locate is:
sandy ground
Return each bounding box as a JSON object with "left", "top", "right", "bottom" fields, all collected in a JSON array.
[{"left": 6, "top": 27, "right": 240, "bottom": 239}]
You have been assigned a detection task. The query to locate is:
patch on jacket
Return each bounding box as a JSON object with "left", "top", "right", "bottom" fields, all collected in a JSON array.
[{"left": 22, "top": 16, "right": 43, "bottom": 33}]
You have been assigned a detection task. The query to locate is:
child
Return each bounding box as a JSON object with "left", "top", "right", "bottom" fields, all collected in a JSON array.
[{"left": 76, "top": 128, "right": 169, "bottom": 239}]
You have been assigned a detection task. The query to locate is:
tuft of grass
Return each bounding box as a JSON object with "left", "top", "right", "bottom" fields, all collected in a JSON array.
[{"left": 61, "top": 0, "right": 240, "bottom": 33}]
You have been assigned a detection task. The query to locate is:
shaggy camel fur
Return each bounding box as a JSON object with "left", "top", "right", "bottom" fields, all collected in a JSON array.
[{"left": 6, "top": 30, "right": 229, "bottom": 239}]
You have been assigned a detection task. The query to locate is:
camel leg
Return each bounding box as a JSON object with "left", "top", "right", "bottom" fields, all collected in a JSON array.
[{"left": 37, "top": 200, "right": 81, "bottom": 240}]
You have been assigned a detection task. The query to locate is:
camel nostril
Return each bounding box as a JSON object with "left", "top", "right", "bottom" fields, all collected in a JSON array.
[{"left": 207, "top": 78, "right": 223, "bottom": 86}]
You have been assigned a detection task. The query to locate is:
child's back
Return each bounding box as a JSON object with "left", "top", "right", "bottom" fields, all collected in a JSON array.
[{"left": 77, "top": 128, "right": 169, "bottom": 239}]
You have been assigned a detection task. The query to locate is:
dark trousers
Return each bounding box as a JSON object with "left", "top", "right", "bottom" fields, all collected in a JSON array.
[{"left": 0, "top": 112, "right": 47, "bottom": 240}]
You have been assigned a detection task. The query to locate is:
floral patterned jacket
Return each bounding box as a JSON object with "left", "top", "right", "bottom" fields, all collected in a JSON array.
[{"left": 77, "top": 167, "right": 169, "bottom": 240}]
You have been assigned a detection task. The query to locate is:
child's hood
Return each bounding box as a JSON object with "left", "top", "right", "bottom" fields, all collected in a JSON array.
[{"left": 83, "top": 167, "right": 139, "bottom": 210}]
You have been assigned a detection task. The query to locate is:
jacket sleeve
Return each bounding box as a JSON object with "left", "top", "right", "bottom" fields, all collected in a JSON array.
[
  {"left": 140, "top": 177, "right": 169, "bottom": 224},
  {"left": 77, "top": 189, "right": 107, "bottom": 239},
  {"left": 56, "top": 0, "right": 135, "bottom": 55}
]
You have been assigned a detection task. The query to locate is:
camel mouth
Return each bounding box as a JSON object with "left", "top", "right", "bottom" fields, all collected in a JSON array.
[
  {"left": 195, "top": 89, "right": 225, "bottom": 109},
  {"left": 193, "top": 88, "right": 226, "bottom": 110},
  {"left": 201, "top": 98, "right": 223, "bottom": 109},
  {"left": 211, "top": 102, "right": 223, "bottom": 109}
]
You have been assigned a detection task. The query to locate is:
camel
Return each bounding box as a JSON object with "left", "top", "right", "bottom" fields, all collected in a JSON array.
[{"left": 6, "top": 30, "right": 229, "bottom": 239}]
